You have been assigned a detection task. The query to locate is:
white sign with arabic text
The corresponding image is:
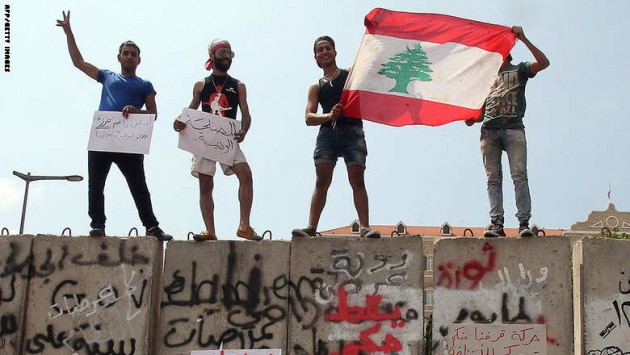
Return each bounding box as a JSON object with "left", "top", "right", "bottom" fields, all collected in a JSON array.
[
  {"left": 177, "top": 108, "right": 241, "bottom": 166},
  {"left": 88, "top": 111, "right": 155, "bottom": 154},
  {"left": 447, "top": 324, "right": 546, "bottom": 355}
]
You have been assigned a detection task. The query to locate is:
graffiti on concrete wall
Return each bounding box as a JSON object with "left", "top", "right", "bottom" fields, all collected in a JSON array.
[
  {"left": 433, "top": 241, "right": 558, "bottom": 354},
  {"left": 159, "top": 243, "right": 288, "bottom": 351},
  {"left": 585, "top": 270, "right": 630, "bottom": 354},
  {"left": 587, "top": 347, "right": 630, "bottom": 355},
  {"left": 323, "top": 285, "right": 411, "bottom": 354},
  {"left": 496, "top": 263, "right": 548, "bottom": 296},
  {"left": 436, "top": 242, "right": 497, "bottom": 290},
  {"left": 1, "top": 240, "right": 31, "bottom": 352},
  {"left": 447, "top": 324, "right": 546, "bottom": 355},
  {"left": 16, "top": 239, "right": 154, "bottom": 355},
  {"left": 290, "top": 246, "right": 423, "bottom": 355},
  {"left": 158, "top": 244, "right": 422, "bottom": 354}
]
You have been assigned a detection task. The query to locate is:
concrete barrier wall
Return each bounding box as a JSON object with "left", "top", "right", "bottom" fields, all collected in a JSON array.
[
  {"left": 0, "top": 236, "right": 33, "bottom": 355},
  {"left": 156, "top": 240, "right": 291, "bottom": 354},
  {"left": 432, "top": 237, "right": 573, "bottom": 355},
  {"left": 6, "top": 235, "right": 630, "bottom": 355},
  {"left": 288, "top": 236, "right": 424, "bottom": 355},
  {"left": 578, "top": 237, "right": 630, "bottom": 355},
  {"left": 20, "top": 236, "right": 163, "bottom": 355}
]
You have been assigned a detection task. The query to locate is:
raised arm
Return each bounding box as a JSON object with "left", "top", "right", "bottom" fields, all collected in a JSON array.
[
  {"left": 56, "top": 11, "right": 99, "bottom": 80},
  {"left": 236, "top": 81, "right": 251, "bottom": 143},
  {"left": 305, "top": 83, "right": 338, "bottom": 126},
  {"left": 512, "top": 26, "right": 550, "bottom": 76}
]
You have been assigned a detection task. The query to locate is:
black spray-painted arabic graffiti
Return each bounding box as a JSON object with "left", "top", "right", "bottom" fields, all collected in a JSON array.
[{"left": 160, "top": 243, "right": 287, "bottom": 350}]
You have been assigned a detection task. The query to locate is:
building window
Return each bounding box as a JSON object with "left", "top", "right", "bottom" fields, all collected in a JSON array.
[
  {"left": 425, "top": 256, "right": 434, "bottom": 271},
  {"left": 351, "top": 220, "right": 360, "bottom": 233},
  {"left": 440, "top": 222, "right": 452, "bottom": 236},
  {"left": 396, "top": 221, "right": 406, "bottom": 235},
  {"left": 423, "top": 290, "right": 433, "bottom": 305}
]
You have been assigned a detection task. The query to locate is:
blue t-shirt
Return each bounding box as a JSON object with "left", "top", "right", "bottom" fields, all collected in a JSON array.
[{"left": 97, "top": 69, "right": 156, "bottom": 111}]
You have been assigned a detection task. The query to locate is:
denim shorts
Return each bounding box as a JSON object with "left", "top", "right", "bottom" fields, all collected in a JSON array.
[{"left": 313, "top": 125, "right": 367, "bottom": 167}]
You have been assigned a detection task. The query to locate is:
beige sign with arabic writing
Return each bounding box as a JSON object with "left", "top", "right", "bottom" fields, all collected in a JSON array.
[
  {"left": 447, "top": 324, "right": 546, "bottom": 355},
  {"left": 177, "top": 108, "right": 241, "bottom": 166},
  {"left": 88, "top": 111, "right": 155, "bottom": 154}
]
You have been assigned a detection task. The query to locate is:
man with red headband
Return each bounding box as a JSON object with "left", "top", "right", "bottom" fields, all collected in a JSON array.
[{"left": 174, "top": 39, "right": 259, "bottom": 241}]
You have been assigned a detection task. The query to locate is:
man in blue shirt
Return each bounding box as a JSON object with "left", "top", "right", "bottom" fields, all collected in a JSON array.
[{"left": 57, "top": 11, "right": 171, "bottom": 241}]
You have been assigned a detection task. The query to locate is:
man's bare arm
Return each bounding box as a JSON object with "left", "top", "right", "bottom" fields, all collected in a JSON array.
[
  {"left": 121, "top": 94, "right": 157, "bottom": 118},
  {"left": 305, "top": 83, "right": 337, "bottom": 126},
  {"left": 188, "top": 80, "right": 204, "bottom": 110},
  {"left": 174, "top": 80, "right": 203, "bottom": 131},
  {"left": 512, "top": 26, "right": 550, "bottom": 76},
  {"left": 236, "top": 82, "right": 251, "bottom": 143},
  {"left": 56, "top": 11, "right": 99, "bottom": 80}
]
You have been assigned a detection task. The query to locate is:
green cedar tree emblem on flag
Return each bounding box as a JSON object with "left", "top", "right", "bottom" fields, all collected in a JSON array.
[{"left": 378, "top": 43, "right": 433, "bottom": 94}]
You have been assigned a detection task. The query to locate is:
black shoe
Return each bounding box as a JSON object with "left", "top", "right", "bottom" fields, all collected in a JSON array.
[
  {"left": 360, "top": 226, "right": 381, "bottom": 239},
  {"left": 147, "top": 226, "right": 173, "bottom": 241},
  {"left": 292, "top": 226, "right": 317, "bottom": 237},
  {"left": 89, "top": 228, "right": 106, "bottom": 237},
  {"left": 484, "top": 224, "right": 506, "bottom": 238},
  {"left": 519, "top": 224, "right": 535, "bottom": 238}
]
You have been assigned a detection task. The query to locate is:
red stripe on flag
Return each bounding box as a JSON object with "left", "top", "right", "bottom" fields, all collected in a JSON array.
[
  {"left": 364, "top": 8, "right": 516, "bottom": 54},
  {"left": 341, "top": 90, "right": 481, "bottom": 127}
]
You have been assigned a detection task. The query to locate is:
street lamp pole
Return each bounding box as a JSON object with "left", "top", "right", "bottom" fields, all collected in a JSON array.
[
  {"left": 13, "top": 170, "right": 83, "bottom": 235},
  {"left": 18, "top": 173, "right": 31, "bottom": 235}
]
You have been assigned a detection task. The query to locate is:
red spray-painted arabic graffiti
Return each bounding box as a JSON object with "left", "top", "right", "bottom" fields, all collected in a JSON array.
[
  {"left": 326, "top": 285, "right": 406, "bottom": 355},
  {"left": 437, "top": 242, "right": 497, "bottom": 290}
]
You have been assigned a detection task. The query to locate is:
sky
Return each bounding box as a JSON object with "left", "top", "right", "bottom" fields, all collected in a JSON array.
[{"left": 1, "top": 0, "right": 628, "bottom": 240}]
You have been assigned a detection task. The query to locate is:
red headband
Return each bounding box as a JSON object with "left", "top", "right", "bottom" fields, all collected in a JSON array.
[{"left": 204, "top": 42, "right": 232, "bottom": 71}]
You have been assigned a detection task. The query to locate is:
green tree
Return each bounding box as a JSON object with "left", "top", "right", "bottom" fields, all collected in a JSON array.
[{"left": 378, "top": 43, "right": 433, "bottom": 94}]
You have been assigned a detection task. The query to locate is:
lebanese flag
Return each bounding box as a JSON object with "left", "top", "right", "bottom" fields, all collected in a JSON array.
[{"left": 340, "top": 8, "right": 517, "bottom": 127}]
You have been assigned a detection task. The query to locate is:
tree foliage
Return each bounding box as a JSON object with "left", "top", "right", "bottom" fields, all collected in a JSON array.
[
  {"left": 378, "top": 43, "right": 433, "bottom": 94},
  {"left": 593, "top": 226, "right": 630, "bottom": 239}
]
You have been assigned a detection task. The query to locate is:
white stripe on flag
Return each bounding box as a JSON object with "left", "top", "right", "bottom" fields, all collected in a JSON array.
[{"left": 347, "top": 34, "right": 504, "bottom": 109}]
